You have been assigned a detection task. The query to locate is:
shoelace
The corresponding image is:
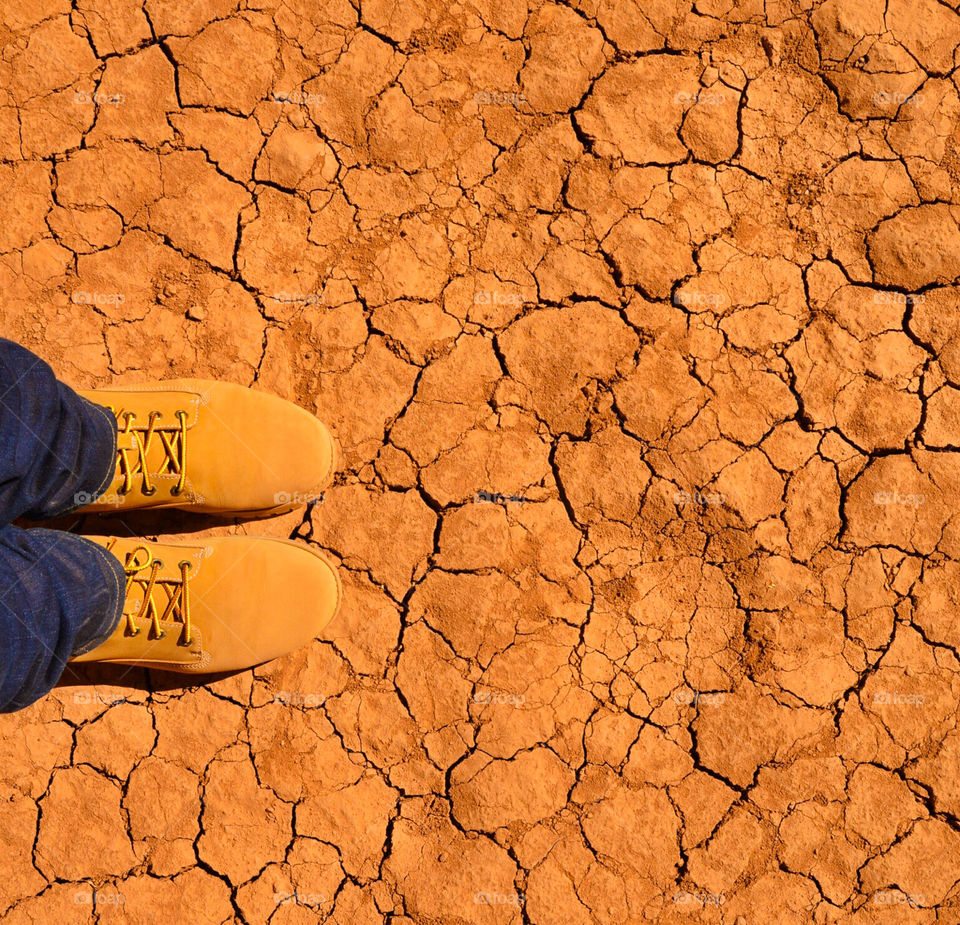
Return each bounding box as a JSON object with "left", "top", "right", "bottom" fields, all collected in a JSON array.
[
  {"left": 105, "top": 540, "right": 194, "bottom": 645},
  {"left": 110, "top": 407, "right": 189, "bottom": 496}
]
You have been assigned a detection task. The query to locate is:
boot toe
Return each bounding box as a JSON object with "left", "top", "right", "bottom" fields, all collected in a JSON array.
[
  {"left": 193, "top": 383, "right": 337, "bottom": 513},
  {"left": 194, "top": 538, "right": 341, "bottom": 672}
]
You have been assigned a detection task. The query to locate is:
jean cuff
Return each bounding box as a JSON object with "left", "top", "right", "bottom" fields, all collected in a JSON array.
[
  {"left": 47, "top": 397, "right": 118, "bottom": 519},
  {"left": 70, "top": 536, "right": 126, "bottom": 655}
]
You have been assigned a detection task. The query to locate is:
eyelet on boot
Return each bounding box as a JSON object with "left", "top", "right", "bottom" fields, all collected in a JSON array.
[{"left": 142, "top": 486, "right": 157, "bottom": 496}]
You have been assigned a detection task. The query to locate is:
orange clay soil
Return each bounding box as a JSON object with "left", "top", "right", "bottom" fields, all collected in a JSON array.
[{"left": 0, "top": 1, "right": 959, "bottom": 923}]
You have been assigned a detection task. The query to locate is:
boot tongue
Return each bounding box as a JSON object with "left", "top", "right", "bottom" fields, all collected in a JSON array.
[
  {"left": 117, "top": 428, "right": 178, "bottom": 485},
  {"left": 114, "top": 414, "right": 193, "bottom": 496},
  {"left": 123, "top": 547, "right": 205, "bottom": 649},
  {"left": 117, "top": 429, "right": 139, "bottom": 454},
  {"left": 110, "top": 391, "right": 200, "bottom": 488}
]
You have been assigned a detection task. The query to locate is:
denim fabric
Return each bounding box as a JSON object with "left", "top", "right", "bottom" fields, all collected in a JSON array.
[
  {"left": 0, "top": 339, "right": 124, "bottom": 712},
  {"left": 0, "top": 528, "right": 125, "bottom": 712},
  {"left": 0, "top": 339, "right": 117, "bottom": 521}
]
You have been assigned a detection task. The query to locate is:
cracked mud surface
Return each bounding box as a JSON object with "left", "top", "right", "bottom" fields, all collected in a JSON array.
[{"left": 1, "top": 0, "right": 960, "bottom": 922}]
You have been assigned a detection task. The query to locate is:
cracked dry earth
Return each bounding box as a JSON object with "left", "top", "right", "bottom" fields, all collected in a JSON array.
[{"left": 6, "top": 0, "right": 960, "bottom": 924}]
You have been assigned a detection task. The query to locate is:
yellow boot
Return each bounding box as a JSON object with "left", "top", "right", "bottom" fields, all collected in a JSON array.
[
  {"left": 70, "top": 536, "right": 341, "bottom": 673},
  {"left": 74, "top": 380, "right": 337, "bottom": 517}
]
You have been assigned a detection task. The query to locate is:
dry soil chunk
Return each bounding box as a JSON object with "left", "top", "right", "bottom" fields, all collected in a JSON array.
[
  {"left": 869, "top": 205, "right": 960, "bottom": 289},
  {"left": 169, "top": 15, "right": 278, "bottom": 114},
  {"left": 576, "top": 56, "right": 700, "bottom": 163},
  {"left": 315, "top": 486, "right": 436, "bottom": 598},
  {"left": 499, "top": 303, "right": 638, "bottom": 435},
  {"left": 36, "top": 766, "right": 136, "bottom": 879},
  {"left": 602, "top": 213, "right": 696, "bottom": 299},
  {"left": 520, "top": 3, "right": 605, "bottom": 112},
  {"left": 451, "top": 749, "right": 574, "bottom": 830}
]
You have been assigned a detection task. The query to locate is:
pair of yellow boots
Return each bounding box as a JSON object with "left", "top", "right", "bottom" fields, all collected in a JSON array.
[{"left": 69, "top": 380, "right": 340, "bottom": 675}]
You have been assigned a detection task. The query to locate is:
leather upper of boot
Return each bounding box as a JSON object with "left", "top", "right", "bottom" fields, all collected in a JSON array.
[
  {"left": 75, "top": 379, "right": 336, "bottom": 515},
  {"left": 70, "top": 535, "right": 341, "bottom": 673}
]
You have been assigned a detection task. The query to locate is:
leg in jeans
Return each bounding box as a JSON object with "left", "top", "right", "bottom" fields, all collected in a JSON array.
[
  {"left": 0, "top": 339, "right": 125, "bottom": 712},
  {"left": 0, "top": 338, "right": 117, "bottom": 522},
  {"left": 0, "top": 527, "right": 124, "bottom": 712}
]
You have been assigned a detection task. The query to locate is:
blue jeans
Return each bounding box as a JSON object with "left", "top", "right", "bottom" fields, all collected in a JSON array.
[{"left": 0, "top": 339, "right": 125, "bottom": 712}]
